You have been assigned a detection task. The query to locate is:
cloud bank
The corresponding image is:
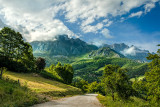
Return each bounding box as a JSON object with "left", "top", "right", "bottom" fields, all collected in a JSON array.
[{"left": 0, "top": 0, "right": 159, "bottom": 42}]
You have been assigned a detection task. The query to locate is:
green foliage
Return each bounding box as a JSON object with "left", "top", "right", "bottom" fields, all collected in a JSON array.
[
  {"left": 72, "top": 79, "right": 88, "bottom": 92},
  {"left": 54, "top": 62, "right": 74, "bottom": 84},
  {"left": 0, "top": 78, "right": 44, "bottom": 107},
  {"left": 39, "top": 70, "right": 63, "bottom": 82},
  {"left": 36, "top": 57, "right": 46, "bottom": 70},
  {"left": 45, "top": 62, "right": 74, "bottom": 84},
  {"left": 97, "top": 94, "right": 151, "bottom": 107},
  {"left": 87, "top": 82, "right": 105, "bottom": 95},
  {"left": 103, "top": 64, "right": 133, "bottom": 100},
  {"left": 72, "top": 57, "right": 148, "bottom": 82},
  {"left": 132, "top": 78, "right": 147, "bottom": 99},
  {"left": 144, "top": 45, "right": 160, "bottom": 103},
  {"left": 0, "top": 27, "right": 35, "bottom": 72}
]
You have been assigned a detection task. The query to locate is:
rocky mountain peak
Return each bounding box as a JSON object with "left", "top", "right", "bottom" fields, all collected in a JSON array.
[
  {"left": 103, "top": 43, "right": 150, "bottom": 61},
  {"left": 30, "top": 35, "right": 98, "bottom": 56}
]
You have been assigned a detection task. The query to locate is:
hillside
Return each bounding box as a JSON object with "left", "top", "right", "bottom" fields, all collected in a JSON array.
[
  {"left": 72, "top": 57, "right": 148, "bottom": 82},
  {"left": 3, "top": 71, "right": 82, "bottom": 99},
  {"left": 29, "top": 35, "right": 150, "bottom": 83},
  {"left": 88, "top": 47, "right": 124, "bottom": 58},
  {"left": 0, "top": 79, "right": 44, "bottom": 107}
]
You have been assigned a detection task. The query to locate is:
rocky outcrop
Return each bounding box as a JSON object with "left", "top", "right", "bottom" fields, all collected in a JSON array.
[
  {"left": 89, "top": 47, "right": 125, "bottom": 58},
  {"left": 103, "top": 43, "right": 150, "bottom": 61},
  {"left": 30, "top": 35, "right": 98, "bottom": 56}
]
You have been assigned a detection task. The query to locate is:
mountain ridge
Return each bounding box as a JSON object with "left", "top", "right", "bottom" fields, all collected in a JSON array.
[
  {"left": 102, "top": 43, "right": 150, "bottom": 61},
  {"left": 30, "top": 35, "right": 151, "bottom": 63},
  {"left": 30, "top": 35, "right": 98, "bottom": 57}
]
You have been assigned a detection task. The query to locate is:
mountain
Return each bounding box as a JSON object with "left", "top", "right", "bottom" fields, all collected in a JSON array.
[
  {"left": 88, "top": 47, "right": 125, "bottom": 58},
  {"left": 103, "top": 43, "right": 129, "bottom": 52},
  {"left": 103, "top": 43, "right": 150, "bottom": 61},
  {"left": 30, "top": 36, "right": 149, "bottom": 82},
  {"left": 30, "top": 35, "right": 98, "bottom": 57}
]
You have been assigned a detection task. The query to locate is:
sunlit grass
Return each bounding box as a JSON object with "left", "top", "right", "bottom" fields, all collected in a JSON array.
[
  {"left": 97, "top": 94, "right": 150, "bottom": 107},
  {"left": 4, "top": 71, "right": 82, "bottom": 99},
  {"left": 0, "top": 79, "right": 45, "bottom": 107}
]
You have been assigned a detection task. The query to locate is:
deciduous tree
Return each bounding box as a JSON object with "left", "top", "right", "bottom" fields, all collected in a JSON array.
[{"left": 103, "top": 64, "right": 132, "bottom": 100}]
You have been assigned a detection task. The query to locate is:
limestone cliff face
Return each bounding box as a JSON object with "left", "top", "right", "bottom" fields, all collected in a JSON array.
[
  {"left": 89, "top": 47, "right": 125, "bottom": 58},
  {"left": 30, "top": 35, "right": 98, "bottom": 56}
]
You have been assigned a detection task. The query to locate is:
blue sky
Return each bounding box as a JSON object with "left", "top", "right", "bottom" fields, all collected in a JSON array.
[{"left": 0, "top": 0, "right": 159, "bottom": 52}]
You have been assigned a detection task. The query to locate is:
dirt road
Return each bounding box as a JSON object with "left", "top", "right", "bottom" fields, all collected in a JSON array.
[{"left": 32, "top": 94, "right": 102, "bottom": 107}]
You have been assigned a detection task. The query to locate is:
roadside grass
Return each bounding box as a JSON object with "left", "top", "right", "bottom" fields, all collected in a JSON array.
[
  {"left": 0, "top": 79, "right": 45, "bottom": 107},
  {"left": 97, "top": 94, "right": 151, "bottom": 107},
  {"left": 4, "top": 71, "right": 82, "bottom": 100}
]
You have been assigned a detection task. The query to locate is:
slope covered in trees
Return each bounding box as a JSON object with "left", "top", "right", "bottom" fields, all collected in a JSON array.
[{"left": 72, "top": 57, "right": 148, "bottom": 82}]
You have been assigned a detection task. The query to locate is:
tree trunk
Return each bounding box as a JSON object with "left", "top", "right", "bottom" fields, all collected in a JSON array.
[
  {"left": 112, "top": 91, "right": 114, "bottom": 101},
  {"left": 0, "top": 69, "right": 3, "bottom": 79}
]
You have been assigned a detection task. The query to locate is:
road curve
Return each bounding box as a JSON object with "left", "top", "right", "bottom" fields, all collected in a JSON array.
[{"left": 32, "top": 94, "right": 102, "bottom": 107}]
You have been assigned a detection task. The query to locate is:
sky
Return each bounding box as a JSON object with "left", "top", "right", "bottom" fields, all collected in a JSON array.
[{"left": 0, "top": 0, "right": 159, "bottom": 52}]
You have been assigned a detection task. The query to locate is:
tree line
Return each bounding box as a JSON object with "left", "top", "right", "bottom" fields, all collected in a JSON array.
[
  {"left": 0, "top": 27, "right": 74, "bottom": 84},
  {"left": 73, "top": 46, "right": 160, "bottom": 104}
]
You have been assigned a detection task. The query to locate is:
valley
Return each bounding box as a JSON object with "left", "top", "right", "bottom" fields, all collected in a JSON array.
[
  {"left": 0, "top": 1, "right": 160, "bottom": 106},
  {"left": 0, "top": 28, "right": 159, "bottom": 107},
  {"left": 30, "top": 35, "right": 150, "bottom": 82}
]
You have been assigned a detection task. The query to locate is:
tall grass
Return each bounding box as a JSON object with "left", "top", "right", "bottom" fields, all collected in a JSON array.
[
  {"left": 4, "top": 71, "right": 82, "bottom": 99},
  {"left": 0, "top": 78, "right": 45, "bottom": 107},
  {"left": 97, "top": 94, "right": 152, "bottom": 107}
]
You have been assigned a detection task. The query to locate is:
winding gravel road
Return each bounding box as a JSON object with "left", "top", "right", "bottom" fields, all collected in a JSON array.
[{"left": 32, "top": 94, "right": 102, "bottom": 107}]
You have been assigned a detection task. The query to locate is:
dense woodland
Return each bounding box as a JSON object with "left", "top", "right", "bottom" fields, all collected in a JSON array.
[{"left": 0, "top": 27, "right": 160, "bottom": 106}]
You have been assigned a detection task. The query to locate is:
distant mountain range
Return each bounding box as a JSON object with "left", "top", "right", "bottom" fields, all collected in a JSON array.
[
  {"left": 30, "top": 35, "right": 98, "bottom": 57},
  {"left": 103, "top": 43, "right": 150, "bottom": 61},
  {"left": 30, "top": 35, "right": 150, "bottom": 82},
  {"left": 30, "top": 35, "right": 151, "bottom": 62}
]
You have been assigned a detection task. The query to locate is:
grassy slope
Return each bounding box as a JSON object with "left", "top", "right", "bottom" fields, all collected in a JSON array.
[
  {"left": 97, "top": 94, "right": 150, "bottom": 107},
  {"left": 0, "top": 79, "right": 45, "bottom": 107},
  {"left": 4, "top": 71, "right": 82, "bottom": 99}
]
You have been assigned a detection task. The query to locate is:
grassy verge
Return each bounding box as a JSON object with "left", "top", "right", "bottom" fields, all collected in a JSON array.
[
  {"left": 4, "top": 71, "right": 82, "bottom": 100},
  {"left": 0, "top": 79, "right": 45, "bottom": 107},
  {"left": 97, "top": 94, "right": 151, "bottom": 107}
]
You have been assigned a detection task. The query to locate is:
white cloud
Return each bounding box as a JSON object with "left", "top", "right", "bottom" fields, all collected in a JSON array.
[
  {"left": 127, "top": 41, "right": 160, "bottom": 53},
  {"left": 81, "top": 23, "right": 103, "bottom": 33},
  {"left": 144, "top": 1, "right": 157, "bottom": 13},
  {"left": 121, "top": 46, "right": 137, "bottom": 56},
  {"left": 101, "top": 28, "right": 113, "bottom": 39},
  {"left": 0, "top": 0, "right": 76, "bottom": 42},
  {"left": 90, "top": 38, "right": 106, "bottom": 47},
  {"left": 0, "top": 0, "right": 159, "bottom": 41},
  {"left": 120, "top": 45, "right": 150, "bottom": 56},
  {"left": 129, "top": 11, "right": 143, "bottom": 18},
  {"left": 60, "top": 0, "right": 158, "bottom": 33}
]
